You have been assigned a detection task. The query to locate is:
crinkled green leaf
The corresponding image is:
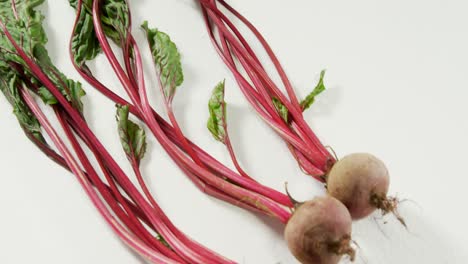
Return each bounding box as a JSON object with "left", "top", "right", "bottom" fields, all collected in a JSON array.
[
  {"left": 272, "top": 97, "right": 289, "bottom": 122},
  {"left": 37, "top": 86, "right": 57, "bottom": 105},
  {"left": 67, "top": 79, "right": 86, "bottom": 113},
  {"left": 0, "top": 0, "right": 47, "bottom": 68},
  {"left": 207, "top": 80, "right": 227, "bottom": 143},
  {"left": 300, "top": 70, "right": 326, "bottom": 111},
  {"left": 69, "top": 1, "right": 101, "bottom": 66},
  {"left": 0, "top": 0, "right": 46, "bottom": 142},
  {"left": 0, "top": 1, "right": 86, "bottom": 112},
  {"left": 100, "top": 0, "right": 130, "bottom": 43},
  {"left": 0, "top": 73, "right": 16, "bottom": 104},
  {"left": 33, "top": 45, "right": 86, "bottom": 112},
  {"left": 116, "top": 104, "right": 147, "bottom": 165},
  {"left": 68, "top": 0, "right": 130, "bottom": 64},
  {"left": 142, "top": 21, "right": 184, "bottom": 99},
  {"left": 0, "top": 73, "right": 45, "bottom": 143}
]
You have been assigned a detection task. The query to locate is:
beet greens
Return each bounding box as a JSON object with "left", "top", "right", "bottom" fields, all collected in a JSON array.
[
  {"left": 0, "top": 1, "right": 232, "bottom": 263},
  {"left": 198, "top": 0, "right": 403, "bottom": 234},
  {"left": 0, "top": 1, "right": 361, "bottom": 263},
  {"left": 68, "top": 0, "right": 354, "bottom": 262}
]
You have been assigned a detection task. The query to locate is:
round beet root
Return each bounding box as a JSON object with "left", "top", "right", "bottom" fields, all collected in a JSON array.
[
  {"left": 327, "top": 153, "right": 391, "bottom": 220},
  {"left": 284, "top": 196, "right": 355, "bottom": 264}
]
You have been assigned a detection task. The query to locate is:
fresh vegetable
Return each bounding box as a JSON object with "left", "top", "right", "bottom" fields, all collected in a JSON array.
[
  {"left": 327, "top": 153, "right": 404, "bottom": 225},
  {"left": 198, "top": 0, "right": 332, "bottom": 177},
  {"left": 0, "top": 1, "right": 232, "bottom": 263},
  {"left": 1, "top": 0, "right": 359, "bottom": 263},
  {"left": 67, "top": 1, "right": 356, "bottom": 263},
  {"left": 68, "top": 0, "right": 292, "bottom": 213},
  {"left": 207, "top": 80, "right": 253, "bottom": 179},
  {"left": 197, "top": 0, "right": 403, "bottom": 227},
  {"left": 327, "top": 153, "right": 389, "bottom": 219},
  {"left": 205, "top": 81, "right": 356, "bottom": 264},
  {"left": 285, "top": 196, "right": 355, "bottom": 264}
]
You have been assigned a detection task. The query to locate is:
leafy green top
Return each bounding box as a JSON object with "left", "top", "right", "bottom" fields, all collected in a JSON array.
[
  {"left": 69, "top": 0, "right": 130, "bottom": 66},
  {"left": 271, "top": 70, "right": 327, "bottom": 123},
  {"left": 116, "top": 105, "right": 147, "bottom": 165},
  {"left": 0, "top": 73, "right": 45, "bottom": 143},
  {"left": 33, "top": 45, "right": 87, "bottom": 112},
  {"left": 142, "top": 21, "right": 183, "bottom": 99},
  {"left": 0, "top": 0, "right": 86, "bottom": 141},
  {"left": 300, "top": 70, "right": 326, "bottom": 111},
  {"left": 0, "top": 0, "right": 47, "bottom": 70},
  {"left": 272, "top": 97, "right": 289, "bottom": 122},
  {"left": 69, "top": 2, "right": 101, "bottom": 66},
  {"left": 207, "top": 80, "right": 227, "bottom": 143}
]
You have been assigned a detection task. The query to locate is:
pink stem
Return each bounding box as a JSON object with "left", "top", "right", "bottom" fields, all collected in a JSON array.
[
  {"left": 56, "top": 110, "right": 185, "bottom": 262},
  {"left": 218, "top": 0, "right": 301, "bottom": 111},
  {"left": 21, "top": 88, "right": 180, "bottom": 264},
  {"left": 10, "top": 0, "right": 19, "bottom": 20},
  {"left": 200, "top": 1, "right": 334, "bottom": 170},
  {"left": 202, "top": 7, "right": 284, "bottom": 123},
  {"left": 3, "top": 20, "right": 218, "bottom": 264},
  {"left": 134, "top": 41, "right": 292, "bottom": 223},
  {"left": 224, "top": 133, "right": 253, "bottom": 180},
  {"left": 200, "top": 6, "right": 325, "bottom": 168},
  {"left": 24, "top": 125, "right": 161, "bottom": 234},
  {"left": 68, "top": 2, "right": 292, "bottom": 207}
]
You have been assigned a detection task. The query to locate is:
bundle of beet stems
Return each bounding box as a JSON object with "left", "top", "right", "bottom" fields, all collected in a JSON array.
[
  {"left": 0, "top": 0, "right": 355, "bottom": 263},
  {"left": 71, "top": 0, "right": 362, "bottom": 262},
  {"left": 1, "top": 1, "right": 239, "bottom": 263},
  {"left": 198, "top": 0, "right": 407, "bottom": 262},
  {"left": 198, "top": 0, "right": 403, "bottom": 222},
  {"left": 68, "top": 0, "right": 359, "bottom": 263},
  {"left": 0, "top": 0, "right": 402, "bottom": 263}
]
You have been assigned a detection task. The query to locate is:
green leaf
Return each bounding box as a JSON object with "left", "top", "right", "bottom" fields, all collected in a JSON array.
[
  {"left": 67, "top": 79, "right": 86, "bottom": 113},
  {"left": 33, "top": 45, "right": 86, "bottom": 112},
  {"left": 300, "top": 70, "right": 326, "bottom": 111},
  {"left": 0, "top": 73, "right": 16, "bottom": 104},
  {"left": 68, "top": 0, "right": 130, "bottom": 54},
  {"left": 142, "top": 21, "right": 184, "bottom": 99},
  {"left": 0, "top": 73, "right": 45, "bottom": 143},
  {"left": 272, "top": 97, "right": 289, "bottom": 122},
  {"left": 207, "top": 80, "right": 227, "bottom": 143},
  {"left": 100, "top": 0, "right": 130, "bottom": 43},
  {"left": 37, "top": 86, "right": 58, "bottom": 105},
  {"left": 0, "top": 1, "right": 86, "bottom": 113},
  {"left": 0, "top": 0, "right": 48, "bottom": 66},
  {"left": 69, "top": 2, "right": 102, "bottom": 66},
  {"left": 116, "top": 105, "right": 147, "bottom": 165},
  {"left": 156, "top": 235, "right": 170, "bottom": 248}
]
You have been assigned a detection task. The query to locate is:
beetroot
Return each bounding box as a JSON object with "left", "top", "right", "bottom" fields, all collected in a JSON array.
[
  {"left": 284, "top": 196, "right": 355, "bottom": 264},
  {"left": 327, "top": 153, "right": 401, "bottom": 222}
]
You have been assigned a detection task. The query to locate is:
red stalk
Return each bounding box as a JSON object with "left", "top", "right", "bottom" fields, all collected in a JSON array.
[
  {"left": 23, "top": 127, "right": 160, "bottom": 230},
  {"left": 2, "top": 20, "right": 224, "bottom": 264},
  {"left": 56, "top": 109, "right": 185, "bottom": 261},
  {"left": 20, "top": 88, "right": 180, "bottom": 264},
  {"left": 68, "top": 0, "right": 292, "bottom": 208},
  {"left": 92, "top": 0, "right": 292, "bottom": 223},
  {"left": 218, "top": 0, "right": 302, "bottom": 110},
  {"left": 199, "top": 0, "right": 335, "bottom": 173},
  {"left": 224, "top": 133, "right": 252, "bottom": 180},
  {"left": 200, "top": 6, "right": 325, "bottom": 169}
]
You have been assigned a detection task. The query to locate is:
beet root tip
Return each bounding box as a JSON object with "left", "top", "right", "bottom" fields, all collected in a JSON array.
[{"left": 370, "top": 194, "right": 407, "bottom": 228}]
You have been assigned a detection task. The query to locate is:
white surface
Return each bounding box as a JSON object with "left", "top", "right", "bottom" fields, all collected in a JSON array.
[{"left": 1, "top": 0, "right": 467, "bottom": 263}]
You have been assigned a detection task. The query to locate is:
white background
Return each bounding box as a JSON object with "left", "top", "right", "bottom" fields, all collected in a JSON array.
[{"left": 1, "top": 0, "right": 467, "bottom": 263}]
